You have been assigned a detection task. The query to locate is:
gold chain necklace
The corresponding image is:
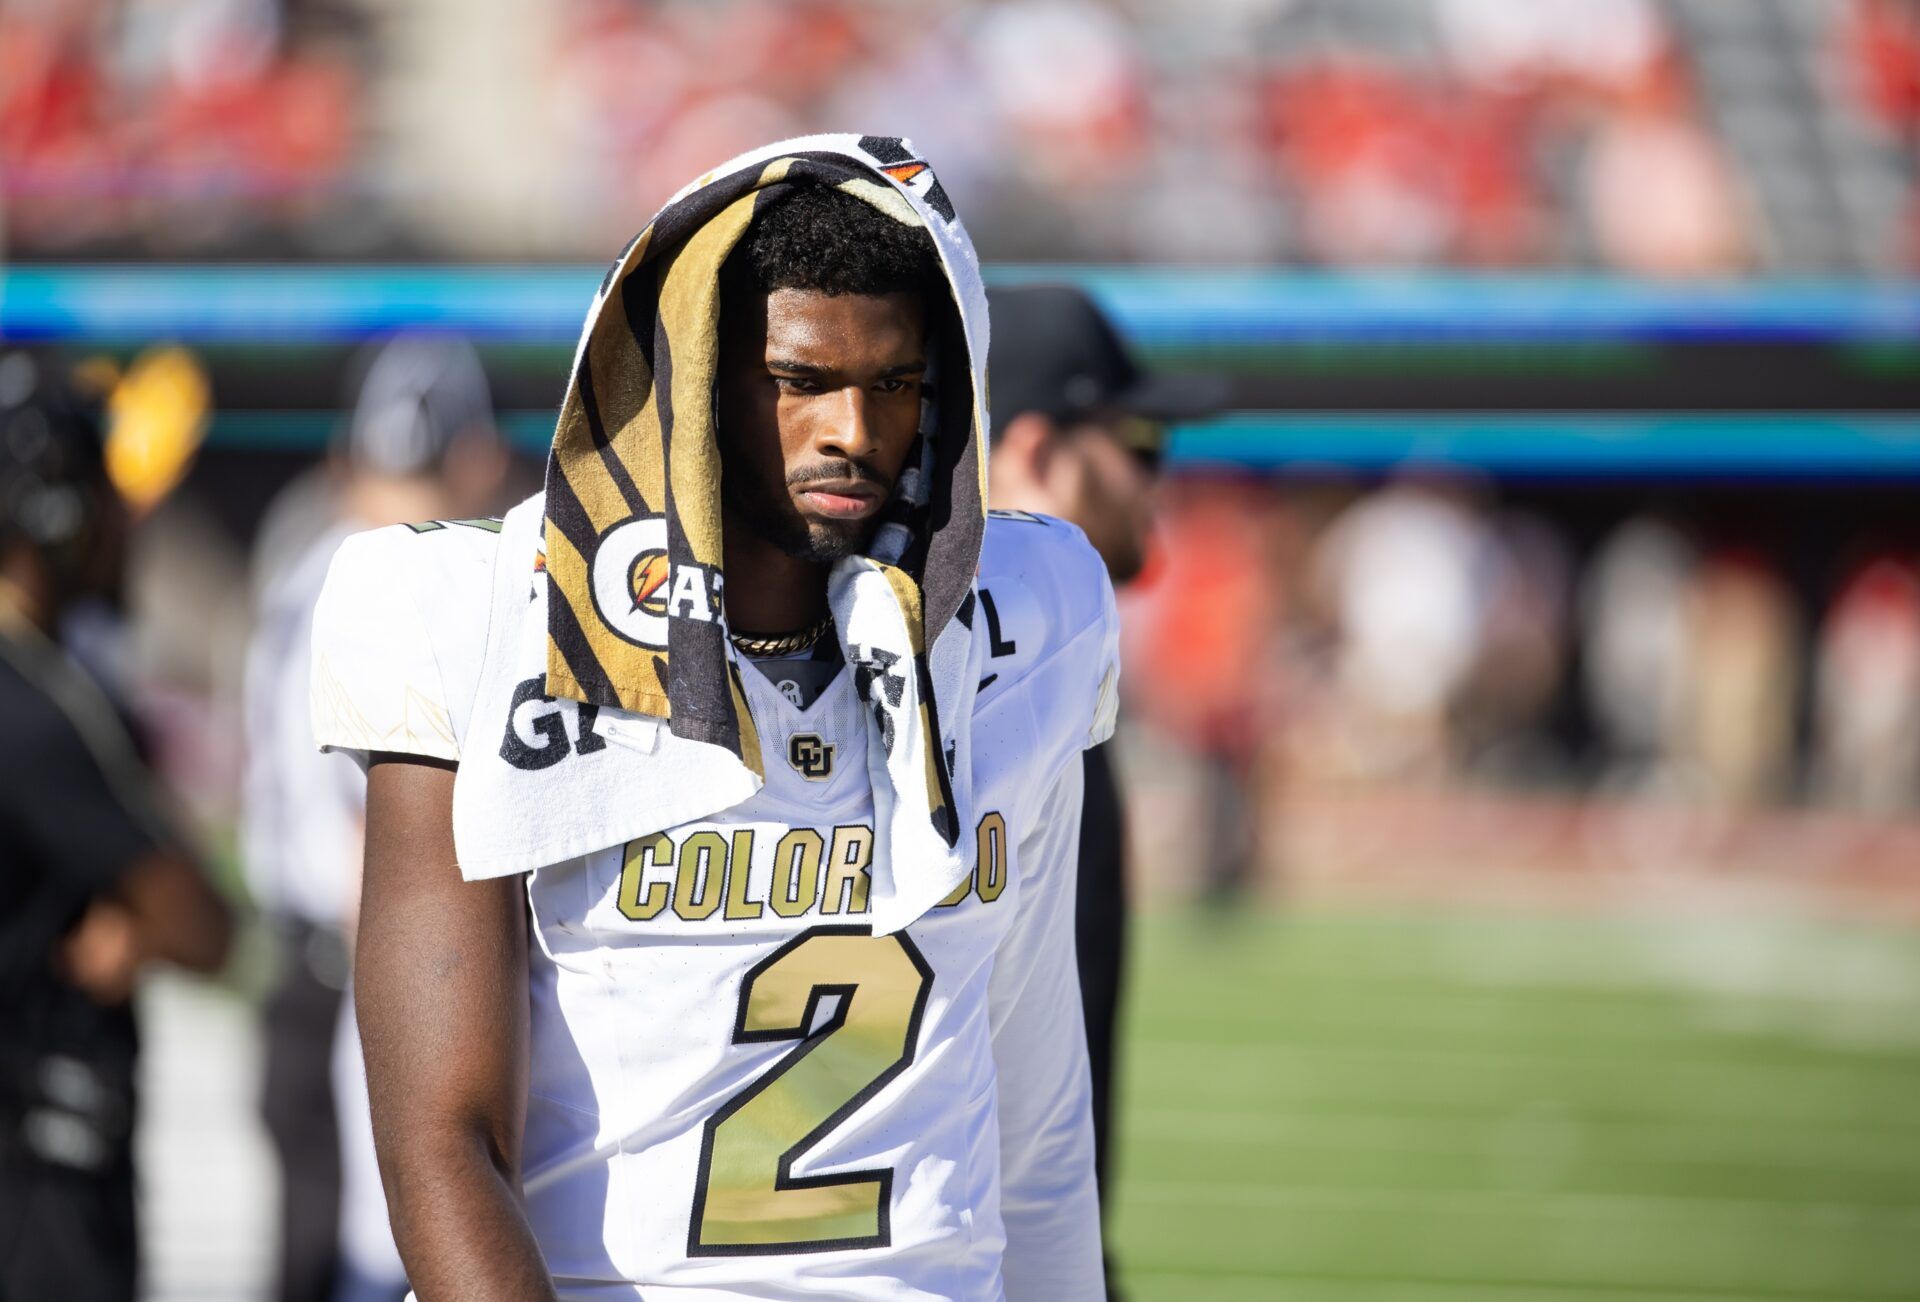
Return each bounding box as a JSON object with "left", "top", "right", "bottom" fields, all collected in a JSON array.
[{"left": 728, "top": 614, "right": 833, "bottom": 658}]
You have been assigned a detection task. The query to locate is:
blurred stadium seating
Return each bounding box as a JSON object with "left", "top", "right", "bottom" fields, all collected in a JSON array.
[{"left": 3, "top": 0, "right": 1916, "bottom": 270}]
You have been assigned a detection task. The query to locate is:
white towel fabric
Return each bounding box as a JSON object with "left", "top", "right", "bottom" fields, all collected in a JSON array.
[
  {"left": 452, "top": 496, "right": 986, "bottom": 936},
  {"left": 447, "top": 136, "right": 996, "bottom": 936}
]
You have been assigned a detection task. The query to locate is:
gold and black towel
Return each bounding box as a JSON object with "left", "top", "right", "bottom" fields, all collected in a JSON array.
[{"left": 486, "top": 134, "right": 993, "bottom": 927}]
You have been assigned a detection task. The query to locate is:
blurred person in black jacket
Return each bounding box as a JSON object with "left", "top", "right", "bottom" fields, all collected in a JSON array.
[
  {"left": 985, "top": 285, "right": 1225, "bottom": 1294},
  {"left": 0, "top": 352, "right": 232, "bottom": 1302}
]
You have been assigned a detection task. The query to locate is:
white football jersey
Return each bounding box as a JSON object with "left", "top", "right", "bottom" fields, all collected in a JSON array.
[
  {"left": 243, "top": 522, "right": 367, "bottom": 925},
  {"left": 312, "top": 511, "right": 1119, "bottom": 1301},
  {"left": 244, "top": 520, "right": 409, "bottom": 1287}
]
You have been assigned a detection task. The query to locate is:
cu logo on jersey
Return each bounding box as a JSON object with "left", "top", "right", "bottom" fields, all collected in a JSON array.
[
  {"left": 787, "top": 732, "right": 835, "bottom": 781},
  {"left": 589, "top": 515, "right": 719, "bottom": 649}
]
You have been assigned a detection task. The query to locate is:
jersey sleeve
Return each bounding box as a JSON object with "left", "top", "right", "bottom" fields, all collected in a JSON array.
[
  {"left": 975, "top": 512, "right": 1121, "bottom": 777},
  {"left": 243, "top": 531, "right": 370, "bottom": 919},
  {"left": 309, "top": 523, "right": 494, "bottom": 769},
  {"left": 987, "top": 755, "right": 1106, "bottom": 1300}
]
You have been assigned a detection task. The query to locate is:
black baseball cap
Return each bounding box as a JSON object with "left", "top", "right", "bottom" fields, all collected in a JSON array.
[
  {"left": 985, "top": 284, "right": 1228, "bottom": 451},
  {"left": 342, "top": 334, "right": 497, "bottom": 476}
]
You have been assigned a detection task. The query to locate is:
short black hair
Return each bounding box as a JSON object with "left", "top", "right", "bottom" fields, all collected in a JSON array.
[{"left": 735, "top": 183, "right": 942, "bottom": 299}]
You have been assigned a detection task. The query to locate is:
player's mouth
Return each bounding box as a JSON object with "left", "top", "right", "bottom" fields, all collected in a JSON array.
[{"left": 797, "top": 479, "right": 884, "bottom": 520}]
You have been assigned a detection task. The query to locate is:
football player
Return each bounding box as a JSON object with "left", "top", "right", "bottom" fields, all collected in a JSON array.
[
  {"left": 984, "top": 283, "right": 1226, "bottom": 1295},
  {"left": 312, "top": 138, "right": 1116, "bottom": 1299}
]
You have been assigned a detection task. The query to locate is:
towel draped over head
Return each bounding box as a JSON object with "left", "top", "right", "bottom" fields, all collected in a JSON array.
[{"left": 457, "top": 135, "right": 992, "bottom": 932}]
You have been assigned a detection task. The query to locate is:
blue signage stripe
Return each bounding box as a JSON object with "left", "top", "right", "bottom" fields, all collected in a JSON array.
[
  {"left": 1168, "top": 412, "right": 1920, "bottom": 478},
  {"left": 206, "top": 408, "right": 1920, "bottom": 477},
  {"left": 3, "top": 265, "right": 1916, "bottom": 346}
]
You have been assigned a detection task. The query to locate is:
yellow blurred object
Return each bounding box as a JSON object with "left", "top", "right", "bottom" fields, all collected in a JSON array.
[{"left": 105, "top": 347, "right": 212, "bottom": 516}]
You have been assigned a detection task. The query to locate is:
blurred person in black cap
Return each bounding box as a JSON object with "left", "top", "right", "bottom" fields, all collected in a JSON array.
[
  {"left": 985, "top": 284, "right": 1227, "bottom": 1291},
  {"left": 988, "top": 286, "right": 1226, "bottom": 583},
  {"left": 244, "top": 334, "right": 510, "bottom": 1302},
  {"left": 0, "top": 351, "right": 233, "bottom": 1302}
]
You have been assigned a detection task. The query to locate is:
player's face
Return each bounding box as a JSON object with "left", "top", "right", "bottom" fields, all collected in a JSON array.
[{"left": 718, "top": 287, "right": 927, "bottom": 565}]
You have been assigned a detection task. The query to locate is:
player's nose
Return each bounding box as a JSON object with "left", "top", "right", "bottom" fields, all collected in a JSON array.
[{"left": 813, "top": 387, "right": 880, "bottom": 462}]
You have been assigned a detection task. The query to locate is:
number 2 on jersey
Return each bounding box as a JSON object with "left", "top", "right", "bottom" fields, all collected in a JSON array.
[{"left": 689, "top": 925, "right": 933, "bottom": 1256}]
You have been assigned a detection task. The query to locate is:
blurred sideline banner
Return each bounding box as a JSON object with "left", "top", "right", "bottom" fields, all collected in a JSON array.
[
  {"left": 6, "top": 264, "right": 1919, "bottom": 345},
  {"left": 193, "top": 409, "right": 1920, "bottom": 480},
  {"left": 3, "top": 264, "right": 1915, "bottom": 476},
  {"left": 1173, "top": 412, "right": 1920, "bottom": 479}
]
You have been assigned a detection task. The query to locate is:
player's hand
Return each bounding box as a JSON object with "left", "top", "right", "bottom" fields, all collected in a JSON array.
[{"left": 60, "top": 900, "right": 145, "bottom": 1006}]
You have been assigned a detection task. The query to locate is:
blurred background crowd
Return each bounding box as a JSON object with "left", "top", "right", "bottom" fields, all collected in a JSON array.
[
  {"left": 4, "top": 0, "right": 1920, "bottom": 1299},
  {"left": 4, "top": 0, "right": 1918, "bottom": 271},
  {"left": 1123, "top": 471, "right": 1920, "bottom": 907}
]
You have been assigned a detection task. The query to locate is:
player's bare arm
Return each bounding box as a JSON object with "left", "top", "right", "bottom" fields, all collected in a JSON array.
[{"left": 356, "top": 753, "right": 553, "bottom": 1302}]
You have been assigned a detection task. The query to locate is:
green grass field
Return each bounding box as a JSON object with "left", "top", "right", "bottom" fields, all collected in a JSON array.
[{"left": 1109, "top": 908, "right": 1920, "bottom": 1301}]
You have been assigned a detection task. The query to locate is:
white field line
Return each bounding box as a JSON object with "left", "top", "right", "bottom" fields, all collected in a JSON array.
[
  {"left": 1119, "top": 1266, "right": 1873, "bottom": 1302},
  {"left": 1124, "top": 1036, "right": 1920, "bottom": 1115},
  {"left": 1125, "top": 1104, "right": 1920, "bottom": 1176},
  {"left": 1118, "top": 1176, "right": 1920, "bottom": 1228},
  {"left": 136, "top": 975, "right": 275, "bottom": 1302}
]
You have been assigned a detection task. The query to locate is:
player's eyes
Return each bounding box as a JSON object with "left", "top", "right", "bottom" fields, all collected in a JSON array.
[{"left": 774, "top": 375, "right": 918, "bottom": 396}]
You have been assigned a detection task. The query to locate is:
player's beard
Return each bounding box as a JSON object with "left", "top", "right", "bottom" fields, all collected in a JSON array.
[{"left": 722, "top": 458, "right": 890, "bottom": 565}]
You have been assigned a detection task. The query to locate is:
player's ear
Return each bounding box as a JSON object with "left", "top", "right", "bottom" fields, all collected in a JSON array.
[{"left": 994, "top": 411, "right": 1057, "bottom": 484}]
